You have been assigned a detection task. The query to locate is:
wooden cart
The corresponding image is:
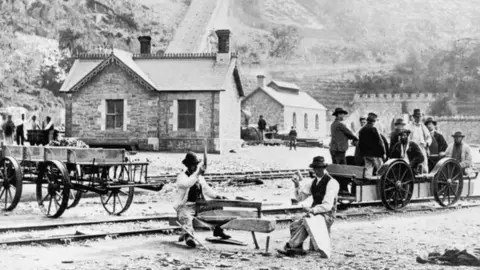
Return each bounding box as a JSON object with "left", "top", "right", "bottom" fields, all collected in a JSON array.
[{"left": 0, "top": 145, "right": 164, "bottom": 218}]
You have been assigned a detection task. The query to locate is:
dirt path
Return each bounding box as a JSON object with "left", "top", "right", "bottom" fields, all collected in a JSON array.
[{"left": 1, "top": 208, "right": 479, "bottom": 270}]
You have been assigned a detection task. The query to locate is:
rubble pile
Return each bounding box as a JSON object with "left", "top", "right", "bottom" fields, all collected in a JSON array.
[{"left": 48, "top": 138, "right": 89, "bottom": 148}]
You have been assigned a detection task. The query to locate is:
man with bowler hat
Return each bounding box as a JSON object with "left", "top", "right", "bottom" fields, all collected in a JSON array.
[
  {"left": 406, "top": 109, "right": 431, "bottom": 173},
  {"left": 424, "top": 117, "right": 448, "bottom": 155},
  {"left": 443, "top": 131, "right": 474, "bottom": 176},
  {"left": 329, "top": 108, "right": 358, "bottom": 165},
  {"left": 175, "top": 151, "right": 230, "bottom": 248},
  {"left": 279, "top": 156, "right": 339, "bottom": 256},
  {"left": 359, "top": 113, "right": 386, "bottom": 177}
]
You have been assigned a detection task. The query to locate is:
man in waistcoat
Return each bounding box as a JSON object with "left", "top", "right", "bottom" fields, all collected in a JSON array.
[
  {"left": 280, "top": 156, "right": 339, "bottom": 256},
  {"left": 424, "top": 117, "right": 448, "bottom": 155},
  {"left": 175, "top": 152, "right": 230, "bottom": 248}
]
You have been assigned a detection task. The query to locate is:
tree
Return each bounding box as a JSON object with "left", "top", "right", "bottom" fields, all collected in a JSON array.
[
  {"left": 428, "top": 97, "right": 455, "bottom": 116},
  {"left": 268, "top": 26, "right": 301, "bottom": 59}
]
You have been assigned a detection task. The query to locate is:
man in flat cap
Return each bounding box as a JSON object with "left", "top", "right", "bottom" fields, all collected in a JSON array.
[
  {"left": 443, "top": 131, "right": 474, "bottom": 176},
  {"left": 280, "top": 156, "right": 339, "bottom": 256},
  {"left": 359, "top": 113, "right": 386, "bottom": 177},
  {"left": 329, "top": 108, "right": 358, "bottom": 165},
  {"left": 175, "top": 151, "right": 230, "bottom": 248},
  {"left": 390, "top": 129, "right": 425, "bottom": 173},
  {"left": 406, "top": 109, "right": 431, "bottom": 173}
]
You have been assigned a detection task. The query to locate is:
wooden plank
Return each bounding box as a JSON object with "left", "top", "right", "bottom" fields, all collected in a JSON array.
[
  {"left": 3, "top": 146, "right": 24, "bottom": 160},
  {"left": 196, "top": 200, "right": 262, "bottom": 209},
  {"left": 221, "top": 218, "right": 276, "bottom": 233},
  {"left": 327, "top": 164, "right": 365, "bottom": 179},
  {"left": 68, "top": 148, "right": 103, "bottom": 164},
  {"left": 24, "top": 146, "right": 45, "bottom": 161},
  {"left": 304, "top": 215, "right": 331, "bottom": 258},
  {"left": 44, "top": 147, "right": 69, "bottom": 162},
  {"left": 198, "top": 210, "right": 258, "bottom": 219},
  {"left": 196, "top": 216, "right": 238, "bottom": 222},
  {"left": 103, "top": 149, "right": 125, "bottom": 163}
]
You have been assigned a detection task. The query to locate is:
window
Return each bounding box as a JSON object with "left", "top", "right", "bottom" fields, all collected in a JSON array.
[
  {"left": 304, "top": 113, "right": 308, "bottom": 129},
  {"left": 178, "top": 100, "right": 196, "bottom": 130},
  {"left": 106, "top": 100, "right": 124, "bottom": 129},
  {"left": 292, "top": 112, "right": 296, "bottom": 127},
  {"left": 315, "top": 114, "right": 319, "bottom": 130}
]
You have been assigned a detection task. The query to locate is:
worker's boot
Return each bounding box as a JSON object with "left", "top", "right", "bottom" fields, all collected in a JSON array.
[
  {"left": 185, "top": 235, "right": 196, "bottom": 248},
  {"left": 213, "top": 226, "right": 231, "bottom": 239}
]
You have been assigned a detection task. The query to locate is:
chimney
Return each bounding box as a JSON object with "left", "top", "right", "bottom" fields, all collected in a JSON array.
[
  {"left": 215, "top": 29, "right": 230, "bottom": 53},
  {"left": 257, "top": 75, "right": 265, "bottom": 88},
  {"left": 138, "top": 36, "right": 152, "bottom": 54}
]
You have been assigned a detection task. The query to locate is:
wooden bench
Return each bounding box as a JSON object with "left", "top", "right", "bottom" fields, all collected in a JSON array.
[{"left": 194, "top": 200, "right": 275, "bottom": 251}]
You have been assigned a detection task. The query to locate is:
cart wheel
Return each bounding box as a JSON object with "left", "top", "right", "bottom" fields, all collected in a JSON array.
[
  {"left": 100, "top": 186, "right": 134, "bottom": 216},
  {"left": 67, "top": 165, "right": 82, "bottom": 209},
  {"left": 377, "top": 159, "right": 414, "bottom": 210},
  {"left": 0, "top": 157, "right": 23, "bottom": 211},
  {"left": 431, "top": 158, "right": 463, "bottom": 207},
  {"left": 36, "top": 161, "right": 71, "bottom": 218}
]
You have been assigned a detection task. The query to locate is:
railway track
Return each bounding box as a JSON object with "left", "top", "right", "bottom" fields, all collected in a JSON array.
[{"left": 1, "top": 201, "right": 479, "bottom": 247}]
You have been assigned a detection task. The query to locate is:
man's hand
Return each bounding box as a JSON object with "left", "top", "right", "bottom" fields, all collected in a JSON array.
[
  {"left": 198, "top": 164, "right": 206, "bottom": 175},
  {"left": 291, "top": 176, "right": 300, "bottom": 188},
  {"left": 304, "top": 207, "right": 315, "bottom": 217}
]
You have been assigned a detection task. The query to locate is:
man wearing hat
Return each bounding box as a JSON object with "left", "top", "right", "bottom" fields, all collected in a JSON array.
[
  {"left": 390, "top": 118, "right": 406, "bottom": 151},
  {"left": 359, "top": 113, "right": 386, "bottom": 177},
  {"left": 175, "top": 151, "right": 230, "bottom": 248},
  {"left": 329, "top": 108, "right": 358, "bottom": 165},
  {"left": 424, "top": 117, "right": 448, "bottom": 156},
  {"left": 406, "top": 109, "right": 431, "bottom": 173},
  {"left": 280, "top": 156, "right": 339, "bottom": 256},
  {"left": 258, "top": 115, "right": 267, "bottom": 143},
  {"left": 443, "top": 131, "right": 474, "bottom": 176},
  {"left": 391, "top": 129, "right": 425, "bottom": 173},
  {"left": 353, "top": 116, "right": 367, "bottom": 166}
]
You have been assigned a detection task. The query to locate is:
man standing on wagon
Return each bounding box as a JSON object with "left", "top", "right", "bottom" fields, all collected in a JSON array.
[
  {"left": 175, "top": 151, "right": 231, "bottom": 248},
  {"left": 359, "top": 113, "right": 386, "bottom": 177},
  {"left": 280, "top": 156, "right": 339, "bottom": 256},
  {"left": 406, "top": 109, "right": 431, "bottom": 173},
  {"left": 329, "top": 108, "right": 358, "bottom": 165}
]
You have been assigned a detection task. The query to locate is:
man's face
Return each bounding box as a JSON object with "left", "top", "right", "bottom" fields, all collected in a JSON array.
[
  {"left": 395, "top": 124, "right": 405, "bottom": 130},
  {"left": 360, "top": 120, "right": 367, "bottom": 127},
  {"left": 337, "top": 113, "right": 345, "bottom": 120},
  {"left": 7, "top": 116, "right": 11, "bottom": 121},
  {"left": 414, "top": 115, "right": 421, "bottom": 123},
  {"left": 313, "top": 167, "right": 326, "bottom": 177},
  {"left": 188, "top": 164, "right": 198, "bottom": 172},
  {"left": 32, "top": 116, "right": 36, "bottom": 121},
  {"left": 400, "top": 133, "right": 409, "bottom": 143},
  {"left": 426, "top": 123, "right": 435, "bottom": 132},
  {"left": 454, "top": 136, "right": 463, "bottom": 145}
]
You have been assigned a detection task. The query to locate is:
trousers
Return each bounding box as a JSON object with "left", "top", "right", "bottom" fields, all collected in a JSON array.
[
  {"left": 330, "top": 150, "right": 346, "bottom": 165},
  {"left": 289, "top": 137, "right": 297, "bottom": 150},
  {"left": 288, "top": 214, "right": 334, "bottom": 249},
  {"left": 364, "top": 157, "right": 383, "bottom": 178},
  {"left": 176, "top": 204, "right": 221, "bottom": 235}
]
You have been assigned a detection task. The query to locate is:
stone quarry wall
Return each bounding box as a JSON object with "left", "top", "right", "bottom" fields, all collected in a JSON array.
[{"left": 436, "top": 116, "right": 480, "bottom": 144}]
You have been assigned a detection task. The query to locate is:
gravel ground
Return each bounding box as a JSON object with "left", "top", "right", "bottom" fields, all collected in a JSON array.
[{"left": 1, "top": 207, "right": 480, "bottom": 270}]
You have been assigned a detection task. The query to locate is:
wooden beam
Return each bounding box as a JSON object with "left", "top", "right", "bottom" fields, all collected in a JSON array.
[
  {"left": 198, "top": 210, "right": 258, "bottom": 219},
  {"left": 196, "top": 200, "right": 262, "bottom": 209},
  {"left": 221, "top": 218, "right": 276, "bottom": 233}
]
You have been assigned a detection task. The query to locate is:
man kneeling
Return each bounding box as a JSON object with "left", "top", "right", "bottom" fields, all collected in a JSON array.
[
  {"left": 281, "top": 156, "right": 339, "bottom": 255},
  {"left": 175, "top": 152, "right": 230, "bottom": 248}
]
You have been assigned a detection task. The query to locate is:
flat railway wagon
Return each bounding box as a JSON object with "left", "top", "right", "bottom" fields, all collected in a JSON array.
[
  {"left": 0, "top": 145, "right": 164, "bottom": 218},
  {"left": 330, "top": 155, "right": 479, "bottom": 210}
]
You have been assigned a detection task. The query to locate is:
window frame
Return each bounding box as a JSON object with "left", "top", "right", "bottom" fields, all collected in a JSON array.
[
  {"left": 315, "top": 114, "right": 319, "bottom": 130},
  {"left": 304, "top": 113, "right": 308, "bottom": 129},
  {"left": 106, "top": 99, "right": 124, "bottom": 130},
  {"left": 292, "top": 112, "right": 296, "bottom": 127},
  {"left": 178, "top": 99, "right": 196, "bottom": 130}
]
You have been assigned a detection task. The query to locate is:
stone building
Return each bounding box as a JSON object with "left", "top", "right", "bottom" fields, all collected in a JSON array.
[
  {"left": 242, "top": 75, "right": 327, "bottom": 139},
  {"left": 60, "top": 30, "right": 244, "bottom": 153}
]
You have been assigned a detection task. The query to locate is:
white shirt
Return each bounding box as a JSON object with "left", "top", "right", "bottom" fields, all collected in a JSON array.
[
  {"left": 45, "top": 121, "right": 54, "bottom": 130},
  {"left": 28, "top": 120, "right": 40, "bottom": 130},
  {"left": 174, "top": 171, "right": 219, "bottom": 210},
  {"left": 295, "top": 174, "right": 339, "bottom": 214},
  {"left": 407, "top": 121, "right": 432, "bottom": 148}
]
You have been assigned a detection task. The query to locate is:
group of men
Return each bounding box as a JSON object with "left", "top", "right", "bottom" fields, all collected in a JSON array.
[
  {"left": 1, "top": 114, "right": 52, "bottom": 146},
  {"left": 329, "top": 107, "right": 474, "bottom": 182}
]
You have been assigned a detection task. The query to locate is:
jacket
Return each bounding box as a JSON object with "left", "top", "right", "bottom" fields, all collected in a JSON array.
[
  {"left": 389, "top": 129, "right": 402, "bottom": 152},
  {"left": 289, "top": 129, "right": 297, "bottom": 137},
  {"left": 358, "top": 123, "right": 386, "bottom": 157},
  {"left": 329, "top": 120, "right": 358, "bottom": 152},
  {"left": 391, "top": 141, "right": 425, "bottom": 169},
  {"left": 432, "top": 131, "right": 448, "bottom": 153},
  {"left": 381, "top": 134, "right": 389, "bottom": 159},
  {"left": 258, "top": 119, "right": 267, "bottom": 130}
]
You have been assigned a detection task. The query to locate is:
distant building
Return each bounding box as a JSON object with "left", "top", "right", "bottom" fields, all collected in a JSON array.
[
  {"left": 60, "top": 30, "right": 244, "bottom": 153},
  {"left": 242, "top": 75, "right": 327, "bottom": 138}
]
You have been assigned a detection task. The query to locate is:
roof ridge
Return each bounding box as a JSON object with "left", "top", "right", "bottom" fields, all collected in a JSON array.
[{"left": 132, "top": 52, "right": 238, "bottom": 59}]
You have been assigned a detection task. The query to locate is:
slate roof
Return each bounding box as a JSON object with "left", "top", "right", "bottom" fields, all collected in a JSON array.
[
  {"left": 60, "top": 50, "right": 243, "bottom": 96},
  {"left": 245, "top": 85, "right": 326, "bottom": 110}
]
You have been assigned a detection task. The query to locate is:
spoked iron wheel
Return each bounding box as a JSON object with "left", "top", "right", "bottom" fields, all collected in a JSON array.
[
  {"left": 0, "top": 157, "right": 23, "bottom": 211},
  {"left": 377, "top": 160, "right": 415, "bottom": 210},
  {"left": 100, "top": 186, "right": 134, "bottom": 216},
  {"left": 67, "top": 165, "right": 82, "bottom": 209},
  {"left": 431, "top": 158, "right": 463, "bottom": 207},
  {"left": 36, "top": 161, "right": 71, "bottom": 218}
]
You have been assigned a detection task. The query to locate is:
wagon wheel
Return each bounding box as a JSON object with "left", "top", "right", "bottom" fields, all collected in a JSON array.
[
  {"left": 67, "top": 165, "right": 82, "bottom": 209},
  {"left": 431, "top": 158, "right": 463, "bottom": 207},
  {"left": 36, "top": 161, "right": 71, "bottom": 218},
  {"left": 377, "top": 159, "right": 414, "bottom": 210},
  {"left": 0, "top": 157, "right": 23, "bottom": 211},
  {"left": 100, "top": 186, "right": 134, "bottom": 216}
]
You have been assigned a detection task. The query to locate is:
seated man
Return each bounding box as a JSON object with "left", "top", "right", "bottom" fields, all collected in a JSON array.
[
  {"left": 281, "top": 156, "right": 339, "bottom": 255},
  {"left": 175, "top": 152, "right": 230, "bottom": 248},
  {"left": 444, "top": 131, "right": 474, "bottom": 176},
  {"left": 390, "top": 129, "right": 426, "bottom": 174}
]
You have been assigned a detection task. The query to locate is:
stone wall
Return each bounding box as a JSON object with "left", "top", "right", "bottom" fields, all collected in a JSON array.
[
  {"left": 436, "top": 116, "right": 480, "bottom": 144},
  {"left": 241, "top": 89, "right": 284, "bottom": 129},
  {"left": 283, "top": 106, "right": 327, "bottom": 138}
]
